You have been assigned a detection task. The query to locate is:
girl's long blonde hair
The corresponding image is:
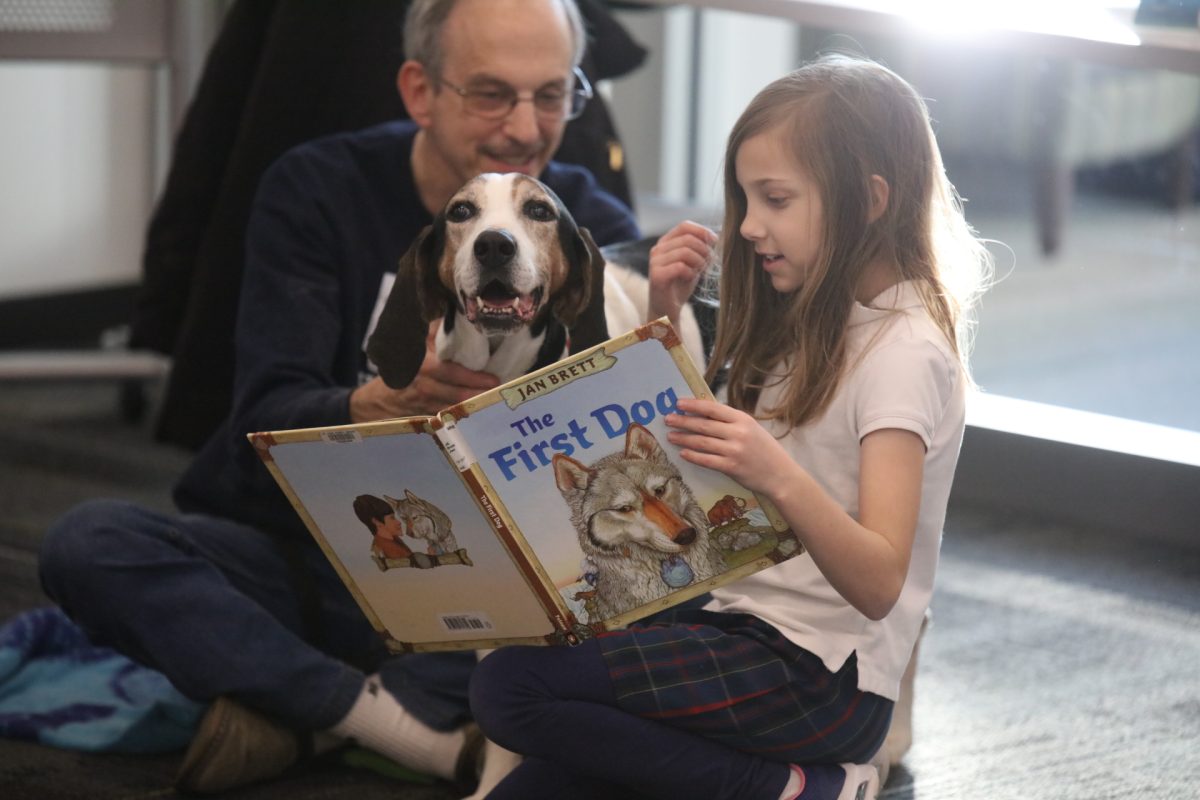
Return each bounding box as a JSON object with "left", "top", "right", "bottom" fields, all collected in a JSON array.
[{"left": 706, "top": 54, "right": 991, "bottom": 426}]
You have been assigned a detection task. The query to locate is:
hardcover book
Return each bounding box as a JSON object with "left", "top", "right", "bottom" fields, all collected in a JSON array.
[{"left": 250, "top": 319, "right": 803, "bottom": 652}]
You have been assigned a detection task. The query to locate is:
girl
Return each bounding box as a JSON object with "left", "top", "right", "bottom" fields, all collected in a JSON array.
[{"left": 469, "top": 54, "right": 991, "bottom": 800}]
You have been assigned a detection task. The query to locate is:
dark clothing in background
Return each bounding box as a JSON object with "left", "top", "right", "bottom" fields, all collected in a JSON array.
[{"left": 132, "top": 0, "right": 646, "bottom": 450}]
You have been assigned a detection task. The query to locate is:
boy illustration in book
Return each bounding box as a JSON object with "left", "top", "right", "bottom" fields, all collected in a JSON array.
[
  {"left": 354, "top": 493, "right": 430, "bottom": 571},
  {"left": 552, "top": 423, "right": 725, "bottom": 621},
  {"left": 354, "top": 492, "right": 473, "bottom": 571}
]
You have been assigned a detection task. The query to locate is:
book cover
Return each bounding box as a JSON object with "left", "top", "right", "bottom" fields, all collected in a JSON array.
[{"left": 251, "top": 320, "right": 803, "bottom": 652}]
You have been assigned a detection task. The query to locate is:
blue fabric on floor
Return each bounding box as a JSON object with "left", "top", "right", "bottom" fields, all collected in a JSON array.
[{"left": 0, "top": 607, "right": 203, "bottom": 753}]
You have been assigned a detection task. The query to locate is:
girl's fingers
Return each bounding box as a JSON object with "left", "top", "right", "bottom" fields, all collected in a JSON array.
[
  {"left": 651, "top": 245, "right": 709, "bottom": 271},
  {"left": 653, "top": 229, "right": 715, "bottom": 256},
  {"left": 673, "top": 397, "right": 740, "bottom": 421},
  {"left": 664, "top": 413, "right": 724, "bottom": 438},
  {"left": 675, "top": 448, "right": 724, "bottom": 471},
  {"left": 665, "top": 429, "right": 727, "bottom": 455},
  {"left": 673, "top": 220, "right": 719, "bottom": 244},
  {"left": 659, "top": 233, "right": 713, "bottom": 254}
]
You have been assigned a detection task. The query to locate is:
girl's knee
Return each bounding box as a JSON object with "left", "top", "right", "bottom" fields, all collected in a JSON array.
[
  {"left": 469, "top": 646, "right": 528, "bottom": 731},
  {"left": 470, "top": 642, "right": 612, "bottom": 748}
]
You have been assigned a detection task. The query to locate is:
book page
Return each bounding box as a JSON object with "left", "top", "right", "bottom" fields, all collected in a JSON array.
[
  {"left": 257, "top": 421, "right": 555, "bottom": 649},
  {"left": 445, "top": 323, "right": 800, "bottom": 631}
]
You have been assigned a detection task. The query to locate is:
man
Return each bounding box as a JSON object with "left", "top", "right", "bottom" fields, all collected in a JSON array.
[{"left": 38, "top": 0, "right": 659, "bottom": 793}]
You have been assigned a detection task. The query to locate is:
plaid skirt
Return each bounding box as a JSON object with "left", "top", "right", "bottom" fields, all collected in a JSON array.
[{"left": 595, "top": 608, "right": 892, "bottom": 765}]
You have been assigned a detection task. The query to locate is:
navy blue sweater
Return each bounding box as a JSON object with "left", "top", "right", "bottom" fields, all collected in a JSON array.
[{"left": 175, "top": 120, "right": 640, "bottom": 538}]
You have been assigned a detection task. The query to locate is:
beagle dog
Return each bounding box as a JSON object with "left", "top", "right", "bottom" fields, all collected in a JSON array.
[
  {"left": 365, "top": 172, "right": 705, "bottom": 800},
  {"left": 366, "top": 172, "right": 704, "bottom": 390},
  {"left": 369, "top": 172, "right": 614, "bottom": 388}
]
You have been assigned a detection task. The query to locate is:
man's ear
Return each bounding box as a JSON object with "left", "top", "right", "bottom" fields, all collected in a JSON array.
[
  {"left": 868, "top": 174, "right": 890, "bottom": 224},
  {"left": 397, "top": 60, "right": 433, "bottom": 126}
]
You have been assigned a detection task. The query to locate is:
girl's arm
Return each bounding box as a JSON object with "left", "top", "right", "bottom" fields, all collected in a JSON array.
[{"left": 665, "top": 397, "right": 925, "bottom": 620}]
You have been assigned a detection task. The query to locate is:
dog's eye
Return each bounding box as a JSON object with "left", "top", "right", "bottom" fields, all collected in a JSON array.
[
  {"left": 523, "top": 200, "right": 556, "bottom": 222},
  {"left": 447, "top": 201, "right": 477, "bottom": 223},
  {"left": 615, "top": 505, "right": 634, "bottom": 514},
  {"left": 653, "top": 484, "right": 667, "bottom": 498}
]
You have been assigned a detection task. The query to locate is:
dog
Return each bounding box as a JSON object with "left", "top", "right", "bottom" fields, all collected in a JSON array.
[
  {"left": 366, "top": 173, "right": 708, "bottom": 800},
  {"left": 365, "top": 172, "right": 705, "bottom": 389},
  {"left": 553, "top": 422, "right": 726, "bottom": 622}
]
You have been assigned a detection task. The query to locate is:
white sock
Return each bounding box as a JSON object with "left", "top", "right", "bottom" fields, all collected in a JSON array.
[{"left": 327, "top": 675, "right": 465, "bottom": 780}]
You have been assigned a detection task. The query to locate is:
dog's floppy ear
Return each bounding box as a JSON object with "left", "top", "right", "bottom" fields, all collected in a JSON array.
[
  {"left": 553, "top": 206, "right": 609, "bottom": 353},
  {"left": 366, "top": 221, "right": 449, "bottom": 388}
]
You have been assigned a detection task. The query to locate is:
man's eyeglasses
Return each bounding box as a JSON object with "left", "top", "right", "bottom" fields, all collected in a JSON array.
[{"left": 440, "top": 67, "right": 593, "bottom": 121}]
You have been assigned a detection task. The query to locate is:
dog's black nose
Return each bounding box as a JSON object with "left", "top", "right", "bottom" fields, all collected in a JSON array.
[{"left": 474, "top": 229, "right": 517, "bottom": 270}]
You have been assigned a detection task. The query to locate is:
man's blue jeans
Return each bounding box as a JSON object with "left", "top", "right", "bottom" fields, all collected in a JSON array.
[{"left": 38, "top": 499, "right": 474, "bottom": 732}]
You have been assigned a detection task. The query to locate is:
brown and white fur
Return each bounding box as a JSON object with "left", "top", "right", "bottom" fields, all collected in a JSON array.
[
  {"left": 553, "top": 423, "right": 725, "bottom": 621},
  {"left": 366, "top": 172, "right": 703, "bottom": 389}
]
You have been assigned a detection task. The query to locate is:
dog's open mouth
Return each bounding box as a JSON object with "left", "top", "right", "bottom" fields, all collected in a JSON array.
[{"left": 463, "top": 282, "right": 543, "bottom": 329}]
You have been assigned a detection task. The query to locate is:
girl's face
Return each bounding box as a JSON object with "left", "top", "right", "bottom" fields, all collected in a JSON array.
[{"left": 735, "top": 127, "right": 824, "bottom": 294}]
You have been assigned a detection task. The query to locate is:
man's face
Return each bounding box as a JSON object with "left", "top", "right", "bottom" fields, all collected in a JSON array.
[{"left": 422, "top": 0, "right": 576, "bottom": 187}]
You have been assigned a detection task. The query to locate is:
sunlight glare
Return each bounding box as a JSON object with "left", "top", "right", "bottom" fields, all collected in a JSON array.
[{"left": 895, "top": 0, "right": 1142, "bottom": 46}]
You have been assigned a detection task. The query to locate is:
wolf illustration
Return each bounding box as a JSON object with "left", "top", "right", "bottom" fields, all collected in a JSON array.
[
  {"left": 385, "top": 489, "right": 459, "bottom": 555},
  {"left": 552, "top": 423, "right": 725, "bottom": 621}
]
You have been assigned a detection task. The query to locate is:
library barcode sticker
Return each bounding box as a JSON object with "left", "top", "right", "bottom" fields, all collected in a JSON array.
[
  {"left": 320, "top": 430, "right": 362, "bottom": 445},
  {"left": 439, "top": 613, "right": 495, "bottom": 633}
]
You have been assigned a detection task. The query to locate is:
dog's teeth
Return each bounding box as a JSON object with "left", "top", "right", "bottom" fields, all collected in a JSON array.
[{"left": 474, "top": 294, "right": 525, "bottom": 315}]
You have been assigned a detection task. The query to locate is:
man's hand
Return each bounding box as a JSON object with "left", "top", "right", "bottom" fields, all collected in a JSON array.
[
  {"left": 350, "top": 322, "right": 499, "bottom": 422},
  {"left": 648, "top": 221, "right": 717, "bottom": 328}
]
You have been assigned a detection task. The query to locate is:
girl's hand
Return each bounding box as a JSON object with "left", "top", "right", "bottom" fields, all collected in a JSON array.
[
  {"left": 648, "top": 221, "right": 717, "bottom": 328},
  {"left": 664, "top": 396, "right": 795, "bottom": 497},
  {"left": 669, "top": 397, "right": 926, "bottom": 620}
]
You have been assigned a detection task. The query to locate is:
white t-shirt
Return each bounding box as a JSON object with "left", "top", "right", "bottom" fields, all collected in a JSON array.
[{"left": 705, "top": 280, "right": 967, "bottom": 700}]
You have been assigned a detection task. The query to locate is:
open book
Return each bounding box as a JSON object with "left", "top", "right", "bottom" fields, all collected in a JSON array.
[{"left": 250, "top": 320, "right": 803, "bottom": 652}]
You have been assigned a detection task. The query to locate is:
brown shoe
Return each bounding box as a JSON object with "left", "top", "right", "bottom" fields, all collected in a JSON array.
[{"left": 175, "top": 696, "right": 302, "bottom": 794}]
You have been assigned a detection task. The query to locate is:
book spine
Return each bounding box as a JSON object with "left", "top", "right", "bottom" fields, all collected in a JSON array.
[
  {"left": 434, "top": 417, "right": 476, "bottom": 471},
  {"left": 434, "top": 419, "right": 578, "bottom": 644}
]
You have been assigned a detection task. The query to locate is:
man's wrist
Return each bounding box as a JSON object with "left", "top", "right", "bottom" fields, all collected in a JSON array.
[
  {"left": 348, "top": 384, "right": 371, "bottom": 424},
  {"left": 349, "top": 382, "right": 391, "bottom": 423}
]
